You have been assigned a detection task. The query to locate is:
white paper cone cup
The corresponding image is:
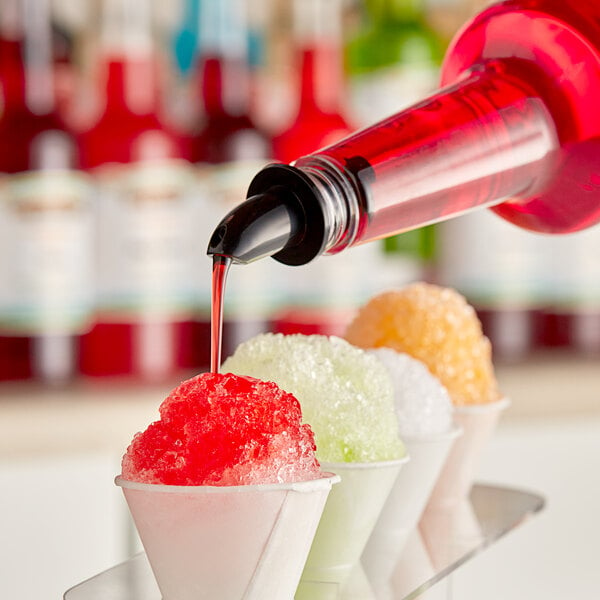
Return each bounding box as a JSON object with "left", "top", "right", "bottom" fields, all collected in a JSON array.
[
  {"left": 425, "top": 398, "right": 510, "bottom": 510},
  {"left": 116, "top": 473, "right": 339, "bottom": 600},
  {"left": 361, "top": 425, "right": 462, "bottom": 585},
  {"left": 420, "top": 498, "right": 483, "bottom": 570},
  {"left": 295, "top": 458, "right": 408, "bottom": 600}
]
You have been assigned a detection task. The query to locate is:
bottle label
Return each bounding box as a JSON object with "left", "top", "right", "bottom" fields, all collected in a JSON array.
[
  {"left": 437, "top": 211, "right": 549, "bottom": 308},
  {"left": 94, "top": 159, "right": 205, "bottom": 319},
  {"left": 539, "top": 226, "right": 600, "bottom": 309},
  {"left": 0, "top": 169, "right": 94, "bottom": 334}
]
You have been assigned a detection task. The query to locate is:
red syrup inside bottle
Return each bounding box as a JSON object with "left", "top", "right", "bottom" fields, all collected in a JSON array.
[
  {"left": 313, "top": 0, "right": 600, "bottom": 244},
  {"left": 214, "top": 0, "right": 600, "bottom": 260}
]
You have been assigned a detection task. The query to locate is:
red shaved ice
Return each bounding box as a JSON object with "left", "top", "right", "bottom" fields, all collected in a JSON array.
[{"left": 121, "top": 372, "right": 321, "bottom": 486}]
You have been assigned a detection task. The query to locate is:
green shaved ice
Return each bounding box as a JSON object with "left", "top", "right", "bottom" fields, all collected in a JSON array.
[{"left": 222, "top": 333, "right": 406, "bottom": 463}]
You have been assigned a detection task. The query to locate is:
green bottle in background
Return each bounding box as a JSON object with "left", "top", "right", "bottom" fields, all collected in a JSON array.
[
  {"left": 346, "top": 0, "right": 445, "bottom": 124},
  {"left": 345, "top": 0, "right": 447, "bottom": 272}
]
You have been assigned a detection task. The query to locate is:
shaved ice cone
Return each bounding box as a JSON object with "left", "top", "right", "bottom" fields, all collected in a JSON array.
[
  {"left": 117, "top": 474, "right": 338, "bottom": 600},
  {"left": 344, "top": 284, "right": 501, "bottom": 407},
  {"left": 425, "top": 398, "right": 510, "bottom": 510},
  {"left": 345, "top": 285, "right": 507, "bottom": 518},
  {"left": 295, "top": 458, "right": 407, "bottom": 600},
  {"left": 361, "top": 426, "right": 462, "bottom": 586},
  {"left": 117, "top": 371, "right": 337, "bottom": 599},
  {"left": 222, "top": 334, "right": 408, "bottom": 599},
  {"left": 358, "top": 348, "right": 461, "bottom": 586},
  {"left": 223, "top": 334, "right": 406, "bottom": 465}
]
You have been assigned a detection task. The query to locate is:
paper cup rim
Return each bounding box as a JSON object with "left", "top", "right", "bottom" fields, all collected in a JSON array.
[
  {"left": 400, "top": 423, "right": 464, "bottom": 444},
  {"left": 115, "top": 472, "right": 340, "bottom": 494},
  {"left": 452, "top": 396, "right": 511, "bottom": 414},
  {"left": 320, "top": 455, "right": 409, "bottom": 471}
]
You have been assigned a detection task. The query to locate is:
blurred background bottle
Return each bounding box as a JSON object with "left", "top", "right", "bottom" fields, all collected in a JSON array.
[
  {"left": 172, "top": 0, "right": 201, "bottom": 79},
  {"left": 190, "top": 0, "right": 273, "bottom": 366},
  {"left": 269, "top": 0, "right": 376, "bottom": 337},
  {"left": 536, "top": 228, "right": 600, "bottom": 355},
  {"left": 0, "top": 0, "right": 93, "bottom": 384},
  {"left": 345, "top": 0, "right": 445, "bottom": 293},
  {"left": 77, "top": 0, "right": 201, "bottom": 381},
  {"left": 437, "top": 212, "right": 546, "bottom": 361},
  {"left": 272, "top": 0, "right": 353, "bottom": 162},
  {"left": 346, "top": 0, "right": 444, "bottom": 124}
]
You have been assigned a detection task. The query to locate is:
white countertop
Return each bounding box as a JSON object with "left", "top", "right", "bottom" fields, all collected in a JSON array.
[{"left": 1, "top": 353, "right": 598, "bottom": 459}]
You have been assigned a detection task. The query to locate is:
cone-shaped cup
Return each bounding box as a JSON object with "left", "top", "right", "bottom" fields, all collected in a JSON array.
[
  {"left": 295, "top": 458, "right": 408, "bottom": 600},
  {"left": 361, "top": 425, "right": 462, "bottom": 585},
  {"left": 425, "top": 398, "right": 510, "bottom": 511},
  {"left": 116, "top": 473, "right": 339, "bottom": 600}
]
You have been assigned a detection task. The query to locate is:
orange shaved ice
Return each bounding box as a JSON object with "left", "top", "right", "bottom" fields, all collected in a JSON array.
[{"left": 344, "top": 283, "right": 501, "bottom": 406}]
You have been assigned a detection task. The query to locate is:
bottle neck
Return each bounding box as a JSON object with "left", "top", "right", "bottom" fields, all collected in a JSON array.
[
  {"left": 0, "top": 0, "right": 55, "bottom": 116},
  {"left": 102, "top": 56, "right": 158, "bottom": 115},
  {"left": 297, "top": 45, "right": 344, "bottom": 116},
  {"left": 97, "top": 0, "right": 158, "bottom": 115},
  {"left": 197, "top": 0, "right": 251, "bottom": 117},
  {"left": 209, "top": 61, "right": 559, "bottom": 266},
  {"left": 199, "top": 55, "right": 251, "bottom": 118},
  {"left": 172, "top": 0, "right": 200, "bottom": 76},
  {"left": 293, "top": 0, "right": 345, "bottom": 115},
  {"left": 297, "top": 62, "right": 560, "bottom": 254}
]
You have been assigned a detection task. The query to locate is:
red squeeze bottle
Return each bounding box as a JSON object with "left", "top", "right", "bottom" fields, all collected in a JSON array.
[
  {"left": 208, "top": 0, "right": 600, "bottom": 267},
  {"left": 78, "top": 0, "right": 200, "bottom": 380}
]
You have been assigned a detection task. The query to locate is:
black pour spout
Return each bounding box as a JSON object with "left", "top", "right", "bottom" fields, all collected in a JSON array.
[{"left": 206, "top": 163, "right": 331, "bottom": 266}]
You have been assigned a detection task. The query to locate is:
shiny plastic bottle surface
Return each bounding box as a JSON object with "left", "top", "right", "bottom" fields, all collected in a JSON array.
[{"left": 208, "top": 0, "right": 600, "bottom": 266}]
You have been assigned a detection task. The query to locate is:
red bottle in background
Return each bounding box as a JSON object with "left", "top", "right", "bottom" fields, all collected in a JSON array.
[
  {"left": 270, "top": 0, "right": 382, "bottom": 338},
  {"left": 190, "top": 0, "right": 273, "bottom": 367},
  {"left": 272, "top": 0, "right": 353, "bottom": 163},
  {"left": 78, "top": 0, "right": 202, "bottom": 381},
  {"left": 0, "top": 0, "right": 93, "bottom": 383},
  {"left": 191, "top": 0, "right": 271, "bottom": 164}
]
